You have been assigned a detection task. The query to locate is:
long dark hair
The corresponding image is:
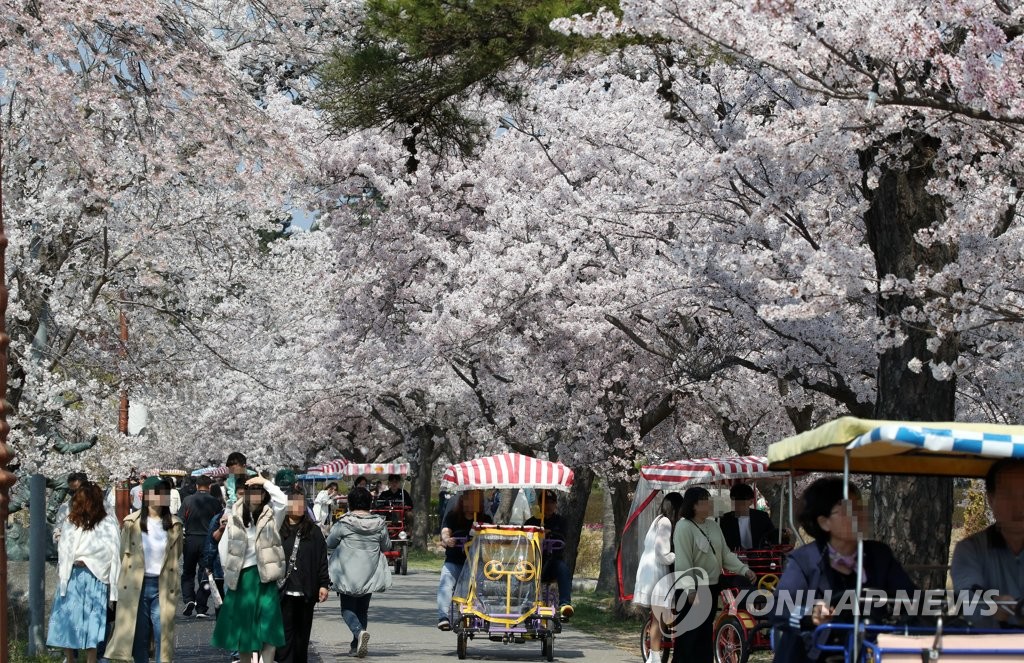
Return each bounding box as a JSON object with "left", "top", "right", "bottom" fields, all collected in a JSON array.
[
  {"left": 140, "top": 479, "right": 173, "bottom": 532},
  {"left": 69, "top": 482, "right": 106, "bottom": 531},
  {"left": 679, "top": 487, "right": 711, "bottom": 520},
  {"left": 242, "top": 483, "right": 271, "bottom": 527},
  {"left": 281, "top": 487, "right": 315, "bottom": 540},
  {"left": 660, "top": 491, "right": 684, "bottom": 523}
]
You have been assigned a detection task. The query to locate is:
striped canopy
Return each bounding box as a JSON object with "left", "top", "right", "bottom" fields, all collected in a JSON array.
[
  {"left": 191, "top": 466, "right": 229, "bottom": 477},
  {"left": 639, "top": 456, "right": 786, "bottom": 489},
  {"left": 767, "top": 417, "right": 1024, "bottom": 477},
  {"left": 307, "top": 458, "right": 348, "bottom": 474},
  {"left": 617, "top": 455, "right": 786, "bottom": 602},
  {"left": 441, "top": 452, "right": 574, "bottom": 492},
  {"left": 342, "top": 462, "right": 410, "bottom": 476}
]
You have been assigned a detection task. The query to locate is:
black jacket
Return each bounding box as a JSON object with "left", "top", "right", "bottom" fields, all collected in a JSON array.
[
  {"left": 525, "top": 513, "right": 567, "bottom": 561},
  {"left": 179, "top": 491, "right": 223, "bottom": 538},
  {"left": 720, "top": 508, "right": 780, "bottom": 551},
  {"left": 280, "top": 521, "right": 330, "bottom": 601}
]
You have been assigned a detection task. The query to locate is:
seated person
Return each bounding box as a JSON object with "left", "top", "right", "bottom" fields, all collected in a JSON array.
[
  {"left": 524, "top": 490, "right": 574, "bottom": 620},
  {"left": 952, "top": 459, "right": 1024, "bottom": 628},
  {"left": 720, "top": 482, "right": 782, "bottom": 551},
  {"left": 376, "top": 474, "right": 413, "bottom": 508},
  {"left": 771, "top": 477, "right": 915, "bottom": 663}
]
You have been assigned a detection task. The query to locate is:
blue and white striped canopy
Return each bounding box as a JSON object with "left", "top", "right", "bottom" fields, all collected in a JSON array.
[{"left": 767, "top": 417, "right": 1024, "bottom": 477}]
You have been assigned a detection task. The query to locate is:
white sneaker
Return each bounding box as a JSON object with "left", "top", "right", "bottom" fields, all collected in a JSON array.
[
  {"left": 646, "top": 651, "right": 661, "bottom": 663},
  {"left": 356, "top": 630, "right": 370, "bottom": 658}
]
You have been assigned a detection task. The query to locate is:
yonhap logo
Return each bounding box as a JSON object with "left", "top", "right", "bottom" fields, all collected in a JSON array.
[{"left": 649, "top": 568, "right": 715, "bottom": 637}]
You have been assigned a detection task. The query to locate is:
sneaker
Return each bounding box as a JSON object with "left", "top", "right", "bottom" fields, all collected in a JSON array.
[
  {"left": 559, "top": 604, "right": 574, "bottom": 621},
  {"left": 183, "top": 601, "right": 196, "bottom": 617},
  {"left": 437, "top": 618, "right": 451, "bottom": 631},
  {"left": 356, "top": 630, "right": 370, "bottom": 658},
  {"left": 195, "top": 610, "right": 208, "bottom": 619}
]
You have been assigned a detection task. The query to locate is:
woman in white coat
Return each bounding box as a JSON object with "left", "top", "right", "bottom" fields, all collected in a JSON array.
[
  {"left": 47, "top": 482, "right": 121, "bottom": 663},
  {"left": 633, "top": 492, "right": 683, "bottom": 663}
]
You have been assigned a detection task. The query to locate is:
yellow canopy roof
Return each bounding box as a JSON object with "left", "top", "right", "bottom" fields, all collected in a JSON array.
[{"left": 766, "top": 416, "right": 1024, "bottom": 477}]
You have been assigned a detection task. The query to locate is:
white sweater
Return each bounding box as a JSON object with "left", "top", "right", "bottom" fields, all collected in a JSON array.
[{"left": 58, "top": 514, "right": 122, "bottom": 601}]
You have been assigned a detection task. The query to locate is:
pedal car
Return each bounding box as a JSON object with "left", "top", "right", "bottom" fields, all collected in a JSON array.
[
  {"left": 766, "top": 417, "right": 1024, "bottom": 662},
  {"left": 441, "top": 451, "right": 575, "bottom": 661},
  {"left": 617, "top": 456, "right": 791, "bottom": 663},
  {"left": 343, "top": 462, "right": 412, "bottom": 575}
]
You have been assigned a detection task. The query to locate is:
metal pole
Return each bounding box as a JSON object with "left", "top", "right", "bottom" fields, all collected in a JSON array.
[
  {"left": 1, "top": 114, "right": 17, "bottom": 663},
  {"left": 27, "top": 475, "right": 46, "bottom": 655}
]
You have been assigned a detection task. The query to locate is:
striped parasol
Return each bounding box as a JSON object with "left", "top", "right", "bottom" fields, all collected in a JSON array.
[
  {"left": 307, "top": 458, "right": 349, "bottom": 474},
  {"left": 191, "top": 466, "right": 229, "bottom": 477}
]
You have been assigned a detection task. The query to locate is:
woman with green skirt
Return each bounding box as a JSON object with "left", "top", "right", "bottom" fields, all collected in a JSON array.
[{"left": 212, "top": 475, "right": 287, "bottom": 662}]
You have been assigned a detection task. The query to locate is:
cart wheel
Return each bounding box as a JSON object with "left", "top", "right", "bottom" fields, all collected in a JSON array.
[
  {"left": 457, "top": 632, "right": 468, "bottom": 660},
  {"left": 640, "top": 615, "right": 672, "bottom": 663},
  {"left": 400, "top": 545, "right": 409, "bottom": 575},
  {"left": 542, "top": 635, "right": 554, "bottom": 662},
  {"left": 714, "top": 615, "right": 749, "bottom": 663}
]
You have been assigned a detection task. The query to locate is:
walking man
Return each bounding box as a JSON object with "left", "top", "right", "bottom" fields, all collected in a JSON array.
[{"left": 179, "top": 475, "right": 223, "bottom": 617}]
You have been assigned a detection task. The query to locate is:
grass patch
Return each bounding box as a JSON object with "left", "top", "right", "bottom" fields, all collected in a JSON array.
[
  {"left": 9, "top": 641, "right": 63, "bottom": 663},
  {"left": 568, "top": 589, "right": 645, "bottom": 648},
  {"left": 407, "top": 547, "right": 445, "bottom": 572}
]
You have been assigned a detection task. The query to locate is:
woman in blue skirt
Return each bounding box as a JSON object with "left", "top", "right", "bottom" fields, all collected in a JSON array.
[
  {"left": 212, "top": 475, "right": 287, "bottom": 663},
  {"left": 47, "top": 482, "right": 122, "bottom": 663}
]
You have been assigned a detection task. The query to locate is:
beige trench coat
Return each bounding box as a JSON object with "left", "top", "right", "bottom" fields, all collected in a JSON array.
[{"left": 105, "top": 511, "right": 184, "bottom": 662}]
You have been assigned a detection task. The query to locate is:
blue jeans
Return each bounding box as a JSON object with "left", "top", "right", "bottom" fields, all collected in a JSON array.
[
  {"left": 542, "top": 558, "right": 572, "bottom": 606},
  {"left": 132, "top": 575, "right": 161, "bottom": 663},
  {"left": 437, "top": 562, "right": 463, "bottom": 621},
  {"left": 340, "top": 594, "right": 371, "bottom": 648}
]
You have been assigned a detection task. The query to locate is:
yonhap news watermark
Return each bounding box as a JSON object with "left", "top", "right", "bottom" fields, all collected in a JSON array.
[{"left": 649, "top": 570, "right": 1002, "bottom": 637}]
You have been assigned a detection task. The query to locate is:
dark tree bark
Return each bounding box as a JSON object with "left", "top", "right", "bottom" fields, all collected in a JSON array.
[
  {"left": 597, "top": 476, "right": 634, "bottom": 596},
  {"left": 860, "top": 130, "right": 959, "bottom": 589},
  {"left": 408, "top": 424, "right": 444, "bottom": 550},
  {"left": 560, "top": 466, "right": 596, "bottom": 579}
]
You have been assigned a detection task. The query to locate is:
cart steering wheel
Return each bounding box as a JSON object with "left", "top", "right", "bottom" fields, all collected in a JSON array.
[
  {"left": 483, "top": 560, "right": 505, "bottom": 580},
  {"left": 757, "top": 573, "right": 779, "bottom": 592}
]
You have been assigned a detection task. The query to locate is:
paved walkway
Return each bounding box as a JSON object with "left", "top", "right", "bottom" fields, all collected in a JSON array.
[{"left": 172, "top": 568, "right": 634, "bottom": 662}]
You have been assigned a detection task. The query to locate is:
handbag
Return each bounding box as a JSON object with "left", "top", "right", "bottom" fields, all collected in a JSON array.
[
  {"left": 207, "top": 571, "right": 223, "bottom": 609},
  {"left": 277, "top": 535, "right": 301, "bottom": 591}
]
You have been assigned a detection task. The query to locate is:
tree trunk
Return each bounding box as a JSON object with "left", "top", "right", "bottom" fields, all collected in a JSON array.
[
  {"left": 408, "top": 425, "right": 442, "bottom": 550},
  {"left": 861, "top": 131, "right": 959, "bottom": 590},
  {"left": 597, "top": 477, "right": 635, "bottom": 596},
  {"left": 561, "top": 466, "right": 595, "bottom": 579},
  {"left": 596, "top": 482, "right": 617, "bottom": 594}
]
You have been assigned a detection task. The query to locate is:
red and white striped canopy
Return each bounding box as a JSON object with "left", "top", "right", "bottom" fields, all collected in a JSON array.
[
  {"left": 639, "top": 456, "right": 785, "bottom": 489},
  {"left": 441, "top": 452, "right": 574, "bottom": 492},
  {"left": 342, "top": 462, "right": 410, "bottom": 476},
  {"left": 307, "top": 458, "right": 348, "bottom": 474},
  {"left": 191, "top": 466, "right": 229, "bottom": 478}
]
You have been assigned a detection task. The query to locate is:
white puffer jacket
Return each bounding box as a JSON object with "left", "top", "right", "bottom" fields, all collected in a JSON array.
[{"left": 219, "top": 481, "right": 287, "bottom": 590}]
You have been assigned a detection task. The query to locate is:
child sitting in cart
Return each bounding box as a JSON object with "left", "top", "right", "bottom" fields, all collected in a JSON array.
[{"left": 525, "top": 490, "right": 574, "bottom": 620}]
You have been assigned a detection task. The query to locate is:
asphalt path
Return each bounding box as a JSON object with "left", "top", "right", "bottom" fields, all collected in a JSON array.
[
  {"left": 171, "top": 567, "right": 634, "bottom": 662},
  {"left": 309, "top": 568, "right": 634, "bottom": 662}
]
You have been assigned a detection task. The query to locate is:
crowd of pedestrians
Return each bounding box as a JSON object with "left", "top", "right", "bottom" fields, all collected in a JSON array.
[{"left": 45, "top": 452, "right": 395, "bottom": 663}]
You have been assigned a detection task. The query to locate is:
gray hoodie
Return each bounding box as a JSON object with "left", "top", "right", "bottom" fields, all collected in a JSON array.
[{"left": 326, "top": 511, "right": 393, "bottom": 595}]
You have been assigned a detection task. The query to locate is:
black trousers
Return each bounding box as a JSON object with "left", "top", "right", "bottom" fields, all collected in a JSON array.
[
  {"left": 671, "top": 583, "right": 720, "bottom": 663},
  {"left": 278, "top": 595, "right": 316, "bottom": 663},
  {"left": 181, "top": 535, "right": 211, "bottom": 611}
]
